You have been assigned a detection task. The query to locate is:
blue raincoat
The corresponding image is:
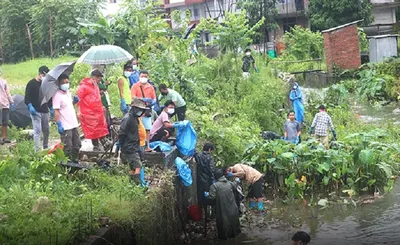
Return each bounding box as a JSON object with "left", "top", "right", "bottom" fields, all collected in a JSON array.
[{"left": 289, "top": 82, "right": 305, "bottom": 123}]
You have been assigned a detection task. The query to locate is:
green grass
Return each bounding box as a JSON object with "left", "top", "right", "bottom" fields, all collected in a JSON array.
[{"left": 1, "top": 56, "right": 76, "bottom": 87}]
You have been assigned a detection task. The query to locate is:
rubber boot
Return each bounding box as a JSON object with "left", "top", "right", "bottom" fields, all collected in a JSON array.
[
  {"left": 249, "top": 201, "right": 256, "bottom": 209},
  {"left": 257, "top": 201, "right": 264, "bottom": 211}
]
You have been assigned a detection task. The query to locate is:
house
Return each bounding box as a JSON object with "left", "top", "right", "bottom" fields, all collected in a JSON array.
[{"left": 363, "top": 0, "right": 400, "bottom": 35}]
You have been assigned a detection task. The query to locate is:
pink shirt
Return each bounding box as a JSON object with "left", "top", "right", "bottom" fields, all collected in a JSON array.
[
  {"left": 52, "top": 90, "right": 79, "bottom": 130},
  {"left": 149, "top": 111, "right": 170, "bottom": 139},
  {"left": 0, "top": 78, "right": 13, "bottom": 109}
]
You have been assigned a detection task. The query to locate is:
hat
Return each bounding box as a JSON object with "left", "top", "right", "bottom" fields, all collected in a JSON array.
[
  {"left": 38, "top": 66, "right": 49, "bottom": 75},
  {"left": 131, "top": 98, "right": 148, "bottom": 110},
  {"left": 90, "top": 69, "right": 104, "bottom": 78}
]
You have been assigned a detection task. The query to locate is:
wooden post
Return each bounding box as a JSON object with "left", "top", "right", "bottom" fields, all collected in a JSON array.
[
  {"left": 0, "top": 32, "right": 4, "bottom": 64},
  {"left": 49, "top": 16, "right": 53, "bottom": 57},
  {"left": 26, "top": 24, "right": 35, "bottom": 60}
]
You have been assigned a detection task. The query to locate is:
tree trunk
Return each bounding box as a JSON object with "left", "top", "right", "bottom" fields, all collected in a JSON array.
[
  {"left": 0, "top": 32, "right": 4, "bottom": 64},
  {"left": 49, "top": 16, "right": 53, "bottom": 57},
  {"left": 26, "top": 24, "right": 35, "bottom": 60}
]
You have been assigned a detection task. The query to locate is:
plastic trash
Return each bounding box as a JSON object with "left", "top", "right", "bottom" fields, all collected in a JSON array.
[
  {"left": 175, "top": 157, "right": 192, "bottom": 186},
  {"left": 174, "top": 120, "right": 197, "bottom": 156},
  {"left": 149, "top": 141, "right": 172, "bottom": 152}
]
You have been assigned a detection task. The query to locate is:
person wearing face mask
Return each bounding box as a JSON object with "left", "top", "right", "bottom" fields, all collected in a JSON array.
[
  {"left": 289, "top": 82, "right": 304, "bottom": 124},
  {"left": 118, "top": 98, "right": 148, "bottom": 185},
  {"left": 149, "top": 100, "right": 176, "bottom": 143},
  {"left": 128, "top": 58, "right": 140, "bottom": 88},
  {"left": 131, "top": 70, "right": 156, "bottom": 151},
  {"left": 24, "top": 65, "right": 52, "bottom": 152},
  {"left": 118, "top": 62, "right": 134, "bottom": 114},
  {"left": 52, "top": 74, "right": 81, "bottom": 163},
  {"left": 77, "top": 69, "right": 109, "bottom": 152},
  {"left": 242, "top": 48, "right": 258, "bottom": 78},
  {"left": 158, "top": 84, "right": 186, "bottom": 121}
]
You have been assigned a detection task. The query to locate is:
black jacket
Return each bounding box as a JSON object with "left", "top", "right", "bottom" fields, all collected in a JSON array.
[
  {"left": 195, "top": 151, "right": 215, "bottom": 205},
  {"left": 118, "top": 111, "right": 140, "bottom": 154},
  {"left": 24, "top": 78, "right": 51, "bottom": 113}
]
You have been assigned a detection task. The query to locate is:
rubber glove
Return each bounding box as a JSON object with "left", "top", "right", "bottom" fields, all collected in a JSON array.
[
  {"left": 73, "top": 95, "right": 79, "bottom": 105},
  {"left": 142, "top": 98, "right": 155, "bottom": 106},
  {"left": 120, "top": 98, "right": 128, "bottom": 113},
  {"left": 212, "top": 179, "right": 216, "bottom": 184},
  {"left": 10, "top": 104, "right": 15, "bottom": 112},
  {"left": 204, "top": 191, "right": 210, "bottom": 197},
  {"left": 56, "top": 121, "right": 64, "bottom": 135},
  {"left": 116, "top": 141, "right": 121, "bottom": 148},
  {"left": 227, "top": 172, "right": 234, "bottom": 177},
  {"left": 332, "top": 130, "right": 337, "bottom": 140},
  {"left": 28, "top": 103, "right": 37, "bottom": 116},
  {"left": 295, "top": 136, "right": 300, "bottom": 144},
  {"left": 49, "top": 107, "right": 54, "bottom": 119},
  {"left": 309, "top": 127, "right": 314, "bottom": 134},
  {"left": 235, "top": 177, "right": 241, "bottom": 183},
  {"left": 255, "top": 67, "right": 259, "bottom": 73}
]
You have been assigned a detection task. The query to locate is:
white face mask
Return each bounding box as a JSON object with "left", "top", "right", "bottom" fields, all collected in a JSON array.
[
  {"left": 60, "top": 83, "right": 69, "bottom": 92},
  {"left": 246, "top": 52, "right": 251, "bottom": 56},
  {"left": 140, "top": 77, "right": 148, "bottom": 84},
  {"left": 293, "top": 86, "right": 297, "bottom": 90},
  {"left": 124, "top": 71, "right": 132, "bottom": 78},
  {"left": 167, "top": 108, "right": 175, "bottom": 115},
  {"left": 135, "top": 110, "right": 144, "bottom": 117},
  {"left": 132, "top": 65, "right": 137, "bottom": 70}
]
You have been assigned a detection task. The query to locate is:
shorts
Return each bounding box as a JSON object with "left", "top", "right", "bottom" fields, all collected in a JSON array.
[
  {"left": 123, "top": 152, "right": 142, "bottom": 170},
  {"left": 247, "top": 177, "right": 263, "bottom": 199},
  {"left": 141, "top": 116, "right": 152, "bottom": 130},
  {"left": 150, "top": 127, "right": 174, "bottom": 142},
  {"left": 0, "top": 108, "right": 10, "bottom": 126}
]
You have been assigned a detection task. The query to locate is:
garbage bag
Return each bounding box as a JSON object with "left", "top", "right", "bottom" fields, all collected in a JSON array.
[
  {"left": 175, "top": 157, "right": 192, "bottom": 187},
  {"left": 149, "top": 141, "right": 172, "bottom": 152},
  {"left": 174, "top": 120, "right": 197, "bottom": 156}
]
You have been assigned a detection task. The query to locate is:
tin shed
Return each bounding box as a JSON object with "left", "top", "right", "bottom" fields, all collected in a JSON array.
[{"left": 368, "top": 34, "right": 399, "bottom": 62}]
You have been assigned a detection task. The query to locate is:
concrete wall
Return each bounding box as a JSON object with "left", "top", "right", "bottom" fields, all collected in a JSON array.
[
  {"left": 323, "top": 24, "right": 361, "bottom": 72},
  {"left": 372, "top": 7, "right": 397, "bottom": 25}
]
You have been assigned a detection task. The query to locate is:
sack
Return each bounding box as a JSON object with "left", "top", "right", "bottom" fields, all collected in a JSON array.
[
  {"left": 149, "top": 141, "right": 172, "bottom": 152},
  {"left": 174, "top": 120, "right": 197, "bottom": 156},
  {"left": 175, "top": 157, "right": 192, "bottom": 186}
]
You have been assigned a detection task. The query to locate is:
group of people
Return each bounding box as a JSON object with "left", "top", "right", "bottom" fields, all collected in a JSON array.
[
  {"left": 18, "top": 60, "right": 187, "bottom": 184},
  {"left": 196, "top": 143, "right": 311, "bottom": 244},
  {"left": 284, "top": 82, "right": 337, "bottom": 149}
]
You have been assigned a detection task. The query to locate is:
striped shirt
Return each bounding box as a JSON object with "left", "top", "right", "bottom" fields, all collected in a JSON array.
[{"left": 311, "top": 111, "right": 334, "bottom": 136}]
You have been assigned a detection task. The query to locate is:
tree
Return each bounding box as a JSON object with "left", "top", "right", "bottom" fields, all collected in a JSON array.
[
  {"left": 196, "top": 11, "right": 265, "bottom": 53},
  {"left": 281, "top": 26, "right": 324, "bottom": 60},
  {"left": 307, "top": 0, "right": 373, "bottom": 31}
]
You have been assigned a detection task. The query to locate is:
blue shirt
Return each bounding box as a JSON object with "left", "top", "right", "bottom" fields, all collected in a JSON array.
[{"left": 129, "top": 70, "right": 140, "bottom": 88}]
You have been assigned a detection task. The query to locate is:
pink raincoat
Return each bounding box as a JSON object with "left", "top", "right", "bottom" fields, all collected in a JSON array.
[{"left": 77, "top": 78, "right": 108, "bottom": 140}]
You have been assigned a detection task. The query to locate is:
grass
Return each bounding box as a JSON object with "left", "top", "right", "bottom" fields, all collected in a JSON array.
[{"left": 1, "top": 56, "right": 76, "bottom": 87}]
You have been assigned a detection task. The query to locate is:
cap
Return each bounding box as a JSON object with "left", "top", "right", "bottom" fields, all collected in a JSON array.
[
  {"left": 39, "top": 66, "right": 49, "bottom": 75},
  {"left": 131, "top": 98, "right": 148, "bottom": 110},
  {"left": 90, "top": 69, "right": 104, "bottom": 78}
]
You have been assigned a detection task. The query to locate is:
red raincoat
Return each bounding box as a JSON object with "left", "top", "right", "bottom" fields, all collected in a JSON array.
[{"left": 77, "top": 78, "right": 108, "bottom": 140}]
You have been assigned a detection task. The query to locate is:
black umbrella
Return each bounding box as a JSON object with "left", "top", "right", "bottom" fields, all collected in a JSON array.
[
  {"left": 40, "top": 62, "right": 76, "bottom": 105},
  {"left": 10, "top": 94, "right": 31, "bottom": 128},
  {"left": 183, "top": 23, "right": 196, "bottom": 39}
]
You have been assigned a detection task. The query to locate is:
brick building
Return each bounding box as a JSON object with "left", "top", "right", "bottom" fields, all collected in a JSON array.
[{"left": 322, "top": 21, "right": 362, "bottom": 72}]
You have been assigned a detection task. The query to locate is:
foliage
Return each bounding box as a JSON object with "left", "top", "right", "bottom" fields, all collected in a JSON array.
[
  {"left": 358, "top": 28, "right": 369, "bottom": 53},
  {"left": 196, "top": 11, "right": 265, "bottom": 52},
  {"left": 307, "top": 0, "right": 373, "bottom": 31}
]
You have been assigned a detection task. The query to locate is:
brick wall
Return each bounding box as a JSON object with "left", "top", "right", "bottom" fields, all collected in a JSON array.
[{"left": 323, "top": 24, "right": 361, "bottom": 72}]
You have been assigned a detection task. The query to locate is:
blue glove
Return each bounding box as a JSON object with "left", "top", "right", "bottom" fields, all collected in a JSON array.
[
  {"left": 49, "top": 107, "right": 54, "bottom": 119},
  {"left": 28, "top": 103, "right": 37, "bottom": 116},
  {"left": 227, "top": 172, "right": 234, "bottom": 177},
  {"left": 73, "top": 96, "right": 79, "bottom": 105},
  {"left": 255, "top": 68, "right": 259, "bottom": 73},
  {"left": 116, "top": 141, "right": 121, "bottom": 148},
  {"left": 120, "top": 98, "right": 128, "bottom": 113},
  {"left": 204, "top": 191, "right": 209, "bottom": 197},
  {"left": 309, "top": 127, "right": 314, "bottom": 134},
  {"left": 212, "top": 179, "right": 216, "bottom": 184},
  {"left": 139, "top": 167, "right": 148, "bottom": 187},
  {"left": 56, "top": 121, "right": 64, "bottom": 135},
  {"left": 295, "top": 136, "right": 299, "bottom": 144},
  {"left": 142, "top": 98, "right": 155, "bottom": 106},
  {"left": 235, "top": 177, "right": 241, "bottom": 183},
  {"left": 10, "top": 104, "right": 15, "bottom": 112},
  {"left": 332, "top": 130, "right": 337, "bottom": 139}
]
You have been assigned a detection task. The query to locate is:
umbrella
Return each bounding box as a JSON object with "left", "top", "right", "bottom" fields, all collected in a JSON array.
[
  {"left": 39, "top": 62, "right": 76, "bottom": 105},
  {"left": 10, "top": 94, "right": 31, "bottom": 128},
  {"left": 183, "top": 23, "right": 196, "bottom": 39},
  {"left": 77, "top": 45, "right": 133, "bottom": 65}
]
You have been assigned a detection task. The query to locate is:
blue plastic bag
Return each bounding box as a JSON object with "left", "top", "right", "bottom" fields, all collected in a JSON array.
[
  {"left": 149, "top": 141, "right": 172, "bottom": 152},
  {"left": 175, "top": 157, "right": 192, "bottom": 186},
  {"left": 174, "top": 120, "right": 197, "bottom": 156}
]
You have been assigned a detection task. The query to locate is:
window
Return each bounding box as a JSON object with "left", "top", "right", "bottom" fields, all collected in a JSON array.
[{"left": 191, "top": 8, "right": 200, "bottom": 20}]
